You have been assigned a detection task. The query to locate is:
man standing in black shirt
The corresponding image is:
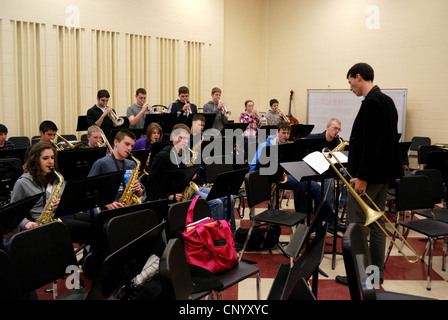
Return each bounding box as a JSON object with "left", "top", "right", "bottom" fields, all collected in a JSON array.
[{"left": 336, "top": 63, "right": 402, "bottom": 285}]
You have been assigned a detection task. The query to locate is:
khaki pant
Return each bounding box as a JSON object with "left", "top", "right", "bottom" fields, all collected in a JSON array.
[{"left": 346, "top": 183, "right": 388, "bottom": 279}]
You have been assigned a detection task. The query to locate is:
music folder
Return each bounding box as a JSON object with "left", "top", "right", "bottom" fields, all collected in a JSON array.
[{"left": 53, "top": 171, "right": 123, "bottom": 219}]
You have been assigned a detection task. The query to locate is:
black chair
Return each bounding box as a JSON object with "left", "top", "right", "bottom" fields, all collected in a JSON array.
[
  {"left": 84, "top": 221, "right": 166, "bottom": 300},
  {"left": 0, "top": 249, "right": 21, "bottom": 300},
  {"left": 239, "top": 170, "right": 307, "bottom": 262},
  {"left": 385, "top": 175, "right": 448, "bottom": 290},
  {"left": 343, "top": 223, "right": 436, "bottom": 300},
  {"left": 418, "top": 145, "right": 442, "bottom": 169},
  {"left": 104, "top": 208, "right": 161, "bottom": 254},
  {"left": 5, "top": 222, "right": 89, "bottom": 300},
  {"left": 267, "top": 223, "right": 327, "bottom": 300},
  {"left": 7, "top": 136, "right": 30, "bottom": 148},
  {"left": 80, "top": 134, "right": 88, "bottom": 145},
  {"left": 31, "top": 136, "right": 40, "bottom": 145},
  {"left": 84, "top": 208, "right": 162, "bottom": 279},
  {"left": 166, "top": 198, "right": 261, "bottom": 300},
  {"left": 412, "top": 169, "right": 448, "bottom": 223},
  {"left": 408, "top": 136, "right": 431, "bottom": 169},
  {"left": 159, "top": 238, "right": 198, "bottom": 300},
  {"left": 57, "top": 134, "right": 77, "bottom": 143}
]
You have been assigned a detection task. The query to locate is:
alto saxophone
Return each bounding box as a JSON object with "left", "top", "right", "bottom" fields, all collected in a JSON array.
[
  {"left": 119, "top": 154, "right": 142, "bottom": 206},
  {"left": 36, "top": 168, "right": 64, "bottom": 225},
  {"left": 179, "top": 140, "right": 202, "bottom": 202}
]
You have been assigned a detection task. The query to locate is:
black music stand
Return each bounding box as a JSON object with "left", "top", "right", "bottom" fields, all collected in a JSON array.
[
  {"left": 291, "top": 124, "right": 314, "bottom": 140},
  {"left": 76, "top": 115, "right": 89, "bottom": 131},
  {"left": 256, "top": 142, "right": 298, "bottom": 208},
  {"left": 205, "top": 168, "right": 248, "bottom": 222},
  {"left": 131, "top": 149, "right": 151, "bottom": 167},
  {"left": 143, "top": 114, "right": 177, "bottom": 137},
  {"left": 220, "top": 123, "right": 248, "bottom": 136},
  {"left": 159, "top": 166, "right": 201, "bottom": 199},
  {"left": 0, "top": 193, "right": 43, "bottom": 248},
  {"left": 186, "top": 113, "right": 216, "bottom": 131},
  {"left": 53, "top": 171, "right": 123, "bottom": 223},
  {"left": 0, "top": 148, "right": 27, "bottom": 164},
  {"left": 202, "top": 158, "right": 234, "bottom": 184},
  {"left": 110, "top": 128, "right": 142, "bottom": 141},
  {"left": 281, "top": 160, "right": 341, "bottom": 269},
  {"left": 426, "top": 151, "right": 448, "bottom": 182},
  {"left": 146, "top": 142, "right": 172, "bottom": 170},
  {"left": 57, "top": 147, "right": 108, "bottom": 181}
]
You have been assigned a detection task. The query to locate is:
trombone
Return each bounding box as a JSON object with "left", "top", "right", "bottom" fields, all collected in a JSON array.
[{"left": 322, "top": 147, "right": 420, "bottom": 263}]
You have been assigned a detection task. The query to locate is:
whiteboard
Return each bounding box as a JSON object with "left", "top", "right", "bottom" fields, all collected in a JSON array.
[{"left": 306, "top": 89, "right": 407, "bottom": 141}]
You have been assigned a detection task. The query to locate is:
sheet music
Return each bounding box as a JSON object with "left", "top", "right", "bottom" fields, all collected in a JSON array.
[{"left": 303, "top": 151, "right": 348, "bottom": 174}]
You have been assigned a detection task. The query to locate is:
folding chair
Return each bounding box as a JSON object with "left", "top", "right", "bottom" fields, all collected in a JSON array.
[
  {"left": 343, "top": 223, "right": 436, "bottom": 300},
  {"left": 267, "top": 224, "right": 327, "bottom": 300},
  {"left": 84, "top": 222, "right": 166, "bottom": 300},
  {"left": 385, "top": 175, "right": 448, "bottom": 290},
  {"left": 5, "top": 222, "right": 89, "bottom": 300},
  {"left": 7, "top": 136, "right": 30, "bottom": 148},
  {"left": 239, "top": 170, "right": 307, "bottom": 262},
  {"left": 159, "top": 238, "right": 207, "bottom": 300},
  {"left": 166, "top": 198, "right": 261, "bottom": 300}
]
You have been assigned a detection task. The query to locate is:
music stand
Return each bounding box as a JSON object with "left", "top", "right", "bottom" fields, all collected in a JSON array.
[
  {"left": 186, "top": 113, "right": 216, "bottom": 131},
  {"left": 220, "top": 123, "right": 248, "bottom": 136},
  {"left": 0, "top": 193, "right": 44, "bottom": 247},
  {"left": 146, "top": 142, "right": 172, "bottom": 170},
  {"left": 143, "top": 114, "right": 177, "bottom": 137},
  {"left": 110, "top": 128, "right": 142, "bottom": 141},
  {"left": 131, "top": 149, "right": 151, "bottom": 168},
  {"left": 53, "top": 171, "right": 123, "bottom": 222},
  {"left": 281, "top": 159, "right": 340, "bottom": 268},
  {"left": 57, "top": 147, "right": 108, "bottom": 181},
  {"left": 425, "top": 151, "right": 448, "bottom": 182},
  {"left": 291, "top": 124, "right": 315, "bottom": 139},
  {"left": 202, "top": 158, "right": 234, "bottom": 184},
  {"left": 158, "top": 166, "right": 200, "bottom": 198},
  {"left": 205, "top": 168, "right": 249, "bottom": 222},
  {"left": 0, "top": 148, "right": 27, "bottom": 164},
  {"left": 76, "top": 115, "right": 89, "bottom": 131}
]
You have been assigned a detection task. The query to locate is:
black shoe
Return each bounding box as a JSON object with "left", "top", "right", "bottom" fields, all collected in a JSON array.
[
  {"left": 337, "top": 221, "right": 347, "bottom": 232},
  {"left": 335, "top": 275, "right": 348, "bottom": 286}
]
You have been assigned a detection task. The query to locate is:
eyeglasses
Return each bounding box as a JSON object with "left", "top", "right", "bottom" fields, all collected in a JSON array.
[{"left": 332, "top": 126, "right": 342, "bottom": 132}]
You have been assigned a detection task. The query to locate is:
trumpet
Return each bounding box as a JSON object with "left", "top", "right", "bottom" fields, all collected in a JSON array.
[
  {"left": 185, "top": 103, "right": 192, "bottom": 117},
  {"left": 322, "top": 147, "right": 419, "bottom": 263},
  {"left": 151, "top": 105, "right": 168, "bottom": 114},
  {"left": 220, "top": 102, "right": 231, "bottom": 117},
  {"left": 106, "top": 107, "right": 124, "bottom": 126},
  {"left": 258, "top": 112, "right": 267, "bottom": 125},
  {"left": 277, "top": 108, "right": 290, "bottom": 122}
]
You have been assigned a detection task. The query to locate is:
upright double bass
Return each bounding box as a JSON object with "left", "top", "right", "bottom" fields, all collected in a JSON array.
[{"left": 288, "top": 90, "right": 299, "bottom": 125}]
